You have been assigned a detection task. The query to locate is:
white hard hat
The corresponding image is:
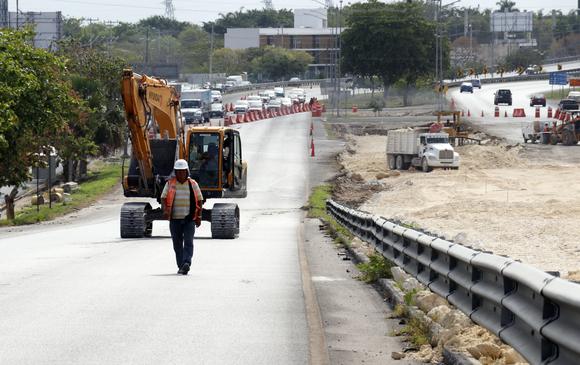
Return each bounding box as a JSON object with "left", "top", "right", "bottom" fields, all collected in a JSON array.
[{"left": 174, "top": 159, "right": 189, "bottom": 170}]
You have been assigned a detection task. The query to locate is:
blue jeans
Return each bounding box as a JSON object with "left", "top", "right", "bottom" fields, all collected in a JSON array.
[{"left": 169, "top": 219, "right": 196, "bottom": 268}]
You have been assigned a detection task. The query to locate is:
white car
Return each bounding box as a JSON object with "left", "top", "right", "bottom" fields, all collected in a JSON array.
[
  {"left": 274, "top": 87, "right": 284, "bottom": 98},
  {"left": 247, "top": 100, "right": 263, "bottom": 111},
  {"left": 210, "top": 90, "right": 222, "bottom": 103},
  {"left": 210, "top": 103, "right": 224, "bottom": 118},
  {"left": 280, "top": 97, "right": 293, "bottom": 107},
  {"left": 267, "top": 99, "right": 282, "bottom": 111},
  {"left": 234, "top": 100, "right": 249, "bottom": 114}
]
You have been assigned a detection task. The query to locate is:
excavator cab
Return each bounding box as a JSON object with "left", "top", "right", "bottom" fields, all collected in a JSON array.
[{"left": 186, "top": 127, "right": 247, "bottom": 199}]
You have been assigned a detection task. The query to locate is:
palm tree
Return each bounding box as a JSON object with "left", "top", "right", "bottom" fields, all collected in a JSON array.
[{"left": 496, "top": 0, "right": 518, "bottom": 12}]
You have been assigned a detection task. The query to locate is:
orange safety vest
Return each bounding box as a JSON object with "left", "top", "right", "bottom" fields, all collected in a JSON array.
[{"left": 163, "top": 177, "right": 202, "bottom": 223}]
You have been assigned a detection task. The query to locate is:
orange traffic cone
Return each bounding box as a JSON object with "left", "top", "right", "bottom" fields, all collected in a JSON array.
[{"left": 310, "top": 137, "right": 315, "bottom": 157}]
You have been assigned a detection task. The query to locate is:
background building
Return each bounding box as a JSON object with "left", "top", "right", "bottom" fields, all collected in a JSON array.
[
  {"left": 224, "top": 9, "right": 341, "bottom": 79},
  {"left": 0, "top": 1, "right": 62, "bottom": 50}
]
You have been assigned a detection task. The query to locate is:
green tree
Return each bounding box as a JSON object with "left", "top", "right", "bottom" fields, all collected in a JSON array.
[
  {"left": 249, "top": 47, "right": 313, "bottom": 81},
  {"left": 178, "top": 25, "right": 211, "bottom": 72},
  {"left": 0, "top": 29, "right": 79, "bottom": 219},
  {"left": 203, "top": 8, "right": 294, "bottom": 35},
  {"left": 212, "top": 48, "right": 248, "bottom": 75},
  {"left": 342, "top": 1, "right": 438, "bottom": 101},
  {"left": 496, "top": 0, "right": 518, "bottom": 12},
  {"left": 56, "top": 39, "right": 127, "bottom": 179}
]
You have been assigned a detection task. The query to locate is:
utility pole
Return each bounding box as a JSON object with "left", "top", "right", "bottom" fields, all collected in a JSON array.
[
  {"left": 209, "top": 23, "right": 214, "bottom": 85},
  {"left": 337, "top": 0, "right": 342, "bottom": 117},
  {"left": 145, "top": 28, "right": 150, "bottom": 72},
  {"left": 16, "top": 0, "right": 18, "bottom": 29}
]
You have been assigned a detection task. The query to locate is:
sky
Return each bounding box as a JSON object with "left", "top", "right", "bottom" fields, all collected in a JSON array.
[{"left": 9, "top": 0, "right": 579, "bottom": 25}]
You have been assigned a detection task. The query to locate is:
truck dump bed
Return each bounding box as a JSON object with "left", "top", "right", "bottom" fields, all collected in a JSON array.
[{"left": 386, "top": 129, "right": 422, "bottom": 155}]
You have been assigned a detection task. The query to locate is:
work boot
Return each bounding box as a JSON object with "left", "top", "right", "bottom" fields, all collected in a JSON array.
[{"left": 180, "top": 262, "right": 190, "bottom": 275}]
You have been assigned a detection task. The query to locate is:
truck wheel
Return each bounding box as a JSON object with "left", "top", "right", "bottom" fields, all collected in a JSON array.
[
  {"left": 387, "top": 154, "right": 396, "bottom": 170},
  {"left": 421, "top": 157, "right": 432, "bottom": 173},
  {"left": 395, "top": 155, "right": 404, "bottom": 170},
  {"left": 562, "top": 130, "right": 577, "bottom": 146}
]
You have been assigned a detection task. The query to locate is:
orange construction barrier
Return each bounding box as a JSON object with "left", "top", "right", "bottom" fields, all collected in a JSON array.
[
  {"left": 555, "top": 108, "right": 560, "bottom": 119},
  {"left": 512, "top": 108, "right": 526, "bottom": 117},
  {"left": 467, "top": 110, "right": 471, "bottom": 117},
  {"left": 547, "top": 107, "right": 553, "bottom": 118},
  {"left": 243, "top": 113, "right": 249, "bottom": 123},
  {"left": 535, "top": 106, "right": 540, "bottom": 119},
  {"left": 494, "top": 106, "right": 499, "bottom": 117}
]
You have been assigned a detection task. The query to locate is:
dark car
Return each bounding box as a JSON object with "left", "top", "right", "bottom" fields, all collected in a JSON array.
[
  {"left": 470, "top": 79, "right": 481, "bottom": 89},
  {"left": 494, "top": 89, "right": 512, "bottom": 106},
  {"left": 530, "top": 94, "right": 546, "bottom": 107},
  {"left": 558, "top": 99, "right": 580, "bottom": 111}
]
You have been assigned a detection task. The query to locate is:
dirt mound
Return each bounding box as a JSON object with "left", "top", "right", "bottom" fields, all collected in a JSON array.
[{"left": 337, "top": 134, "right": 580, "bottom": 274}]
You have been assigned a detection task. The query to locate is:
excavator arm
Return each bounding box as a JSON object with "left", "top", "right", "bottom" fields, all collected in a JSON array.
[{"left": 120, "top": 69, "right": 184, "bottom": 198}]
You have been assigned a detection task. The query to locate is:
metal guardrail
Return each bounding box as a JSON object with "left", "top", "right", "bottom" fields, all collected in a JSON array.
[{"left": 326, "top": 199, "right": 580, "bottom": 365}]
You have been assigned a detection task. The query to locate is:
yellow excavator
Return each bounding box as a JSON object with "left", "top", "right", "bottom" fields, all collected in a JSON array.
[{"left": 119, "top": 69, "right": 247, "bottom": 239}]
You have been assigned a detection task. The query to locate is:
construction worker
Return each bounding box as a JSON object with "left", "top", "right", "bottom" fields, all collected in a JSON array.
[{"left": 161, "top": 159, "right": 204, "bottom": 275}]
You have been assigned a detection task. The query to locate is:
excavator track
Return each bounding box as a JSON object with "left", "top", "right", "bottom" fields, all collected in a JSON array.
[
  {"left": 120, "top": 202, "right": 153, "bottom": 238},
  {"left": 210, "top": 203, "right": 240, "bottom": 239}
]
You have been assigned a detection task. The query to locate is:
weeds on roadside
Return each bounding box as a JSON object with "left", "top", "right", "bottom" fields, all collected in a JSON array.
[
  {"left": 356, "top": 253, "right": 393, "bottom": 283},
  {"left": 399, "top": 317, "right": 430, "bottom": 347},
  {"left": 1, "top": 163, "right": 120, "bottom": 226},
  {"left": 307, "top": 184, "right": 353, "bottom": 241}
]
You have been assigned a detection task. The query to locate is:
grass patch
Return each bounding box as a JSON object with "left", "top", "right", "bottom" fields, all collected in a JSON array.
[
  {"left": 307, "top": 184, "right": 353, "bottom": 241},
  {"left": 356, "top": 253, "right": 393, "bottom": 283},
  {"left": 1, "top": 162, "right": 121, "bottom": 226},
  {"left": 404, "top": 288, "right": 419, "bottom": 306},
  {"left": 393, "top": 304, "right": 407, "bottom": 318},
  {"left": 338, "top": 91, "right": 436, "bottom": 109},
  {"left": 400, "top": 317, "right": 430, "bottom": 347},
  {"left": 541, "top": 87, "right": 577, "bottom": 100}
]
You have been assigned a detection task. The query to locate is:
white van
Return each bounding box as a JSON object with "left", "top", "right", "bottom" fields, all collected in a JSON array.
[{"left": 567, "top": 91, "right": 580, "bottom": 102}]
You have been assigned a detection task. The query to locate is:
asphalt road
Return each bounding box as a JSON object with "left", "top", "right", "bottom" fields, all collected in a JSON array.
[
  {"left": 0, "top": 113, "right": 317, "bottom": 364},
  {"left": 449, "top": 79, "right": 563, "bottom": 142}
]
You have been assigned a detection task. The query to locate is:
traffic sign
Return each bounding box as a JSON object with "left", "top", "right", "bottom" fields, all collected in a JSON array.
[{"left": 549, "top": 72, "right": 568, "bottom": 85}]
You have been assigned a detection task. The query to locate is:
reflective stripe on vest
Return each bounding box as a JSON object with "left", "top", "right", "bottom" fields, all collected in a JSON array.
[{"left": 163, "top": 177, "right": 202, "bottom": 221}]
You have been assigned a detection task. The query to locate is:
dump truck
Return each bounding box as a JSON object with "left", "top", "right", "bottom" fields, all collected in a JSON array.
[
  {"left": 386, "top": 129, "right": 460, "bottom": 172},
  {"left": 120, "top": 69, "right": 247, "bottom": 239}
]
